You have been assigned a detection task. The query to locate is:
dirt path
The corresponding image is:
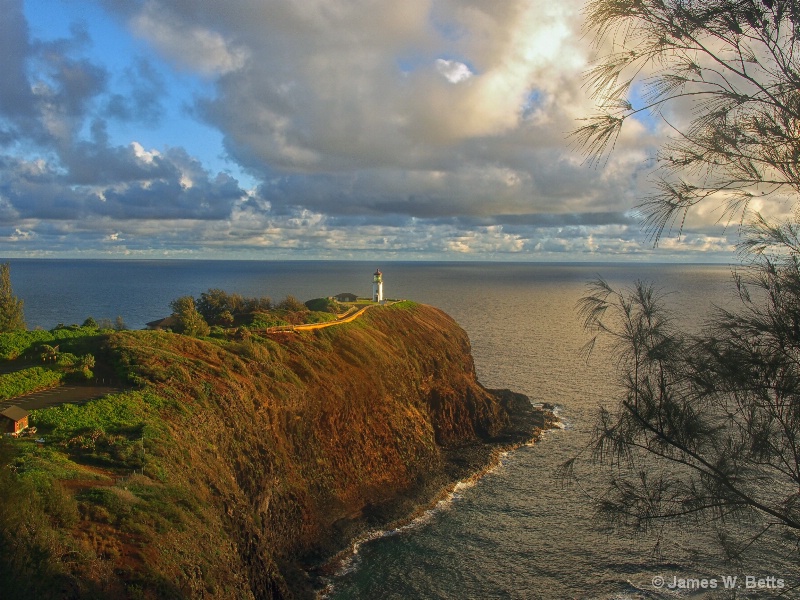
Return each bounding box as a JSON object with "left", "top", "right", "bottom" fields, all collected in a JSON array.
[{"left": 263, "top": 301, "right": 401, "bottom": 334}]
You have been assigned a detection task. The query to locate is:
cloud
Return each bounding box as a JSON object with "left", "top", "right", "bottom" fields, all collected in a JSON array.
[
  {"left": 104, "top": 58, "right": 165, "bottom": 125},
  {"left": 0, "top": 0, "right": 752, "bottom": 260},
  {"left": 435, "top": 59, "right": 473, "bottom": 83},
  {"left": 131, "top": 5, "right": 248, "bottom": 76},
  {"left": 170, "top": 0, "right": 594, "bottom": 171},
  {"left": 0, "top": 1, "right": 248, "bottom": 228},
  {"left": 0, "top": 0, "right": 36, "bottom": 119}
]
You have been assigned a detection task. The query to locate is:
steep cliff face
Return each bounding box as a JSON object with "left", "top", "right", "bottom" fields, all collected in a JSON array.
[{"left": 3, "top": 302, "right": 549, "bottom": 599}]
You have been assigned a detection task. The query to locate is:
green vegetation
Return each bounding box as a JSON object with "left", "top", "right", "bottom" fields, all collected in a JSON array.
[
  {"left": 387, "top": 300, "right": 418, "bottom": 311},
  {"left": 0, "top": 387, "right": 216, "bottom": 598},
  {"left": 162, "top": 288, "right": 367, "bottom": 336},
  {"left": 304, "top": 297, "right": 344, "bottom": 313},
  {"left": 0, "top": 325, "right": 107, "bottom": 397},
  {"left": 0, "top": 366, "right": 65, "bottom": 400},
  {"left": 276, "top": 294, "right": 305, "bottom": 312},
  {"left": 170, "top": 296, "right": 211, "bottom": 337},
  {"left": 30, "top": 390, "right": 166, "bottom": 470},
  {"left": 0, "top": 263, "right": 25, "bottom": 332},
  {"left": 196, "top": 288, "right": 272, "bottom": 325},
  {"left": 0, "top": 325, "right": 106, "bottom": 360}
]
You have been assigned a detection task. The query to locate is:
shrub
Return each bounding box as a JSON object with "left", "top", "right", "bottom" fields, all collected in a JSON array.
[
  {"left": 305, "top": 311, "right": 337, "bottom": 324},
  {"left": 0, "top": 330, "right": 56, "bottom": 360},
  {"left": 249, "top": 313, "right": 289, "bottom": 329},
  {"left": 0, "top": 367, "right": 64, "bottom": 400}
]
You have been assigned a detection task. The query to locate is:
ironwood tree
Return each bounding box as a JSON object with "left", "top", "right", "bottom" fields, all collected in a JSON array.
[
  {"left": 170, "top": 296, "right": 210, "bottom": 337},
  {"left": 0, "top": 263, "right": 25, "bottom": 332},
  {"left": 574, "top": 222, "right": 800, "bottom": 559},
  {"left": 572, "top": 0, "right": 800, "bottom": 240},
  {"left": 570, "top": 0, "right": 800, "bottom": 560}
]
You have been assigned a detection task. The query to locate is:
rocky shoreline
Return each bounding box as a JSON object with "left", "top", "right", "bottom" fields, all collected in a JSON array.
[{"left": 301, "top": 388, "right": 558, "bottom": 598}]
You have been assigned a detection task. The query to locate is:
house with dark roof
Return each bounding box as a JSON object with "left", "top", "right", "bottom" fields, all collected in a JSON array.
[
  {"left": 146, "top": 315, "right": 180, "bottom": 330},
  {"left": 1, "top": 406, "right": 29, "bottom": 435},
  {"left": 334, "top": 293, "right": 358, "bottom": 302}
]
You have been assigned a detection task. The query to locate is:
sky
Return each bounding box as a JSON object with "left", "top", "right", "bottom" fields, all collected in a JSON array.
[{"left": 0, "top": 0, "right": 768, "bottom": 261}]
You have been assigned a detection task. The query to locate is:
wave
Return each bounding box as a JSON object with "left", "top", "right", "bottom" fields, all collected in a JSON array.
[
  {"left": 533, "top": 402, "right": 568, "bottom": 432},
  {"left": 317, "top": 442, "right": 527, "bottom": 598},
  {"left": 318, "top": 403, "right": 562, "bottom": 598}
]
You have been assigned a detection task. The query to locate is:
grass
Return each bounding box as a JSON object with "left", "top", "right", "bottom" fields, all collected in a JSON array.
[
  {"left": 29, "top": 390, "right": 171, "bottom": 473},
  {"left": 386, "top": 300, "right": 419, "bottom": 311}
]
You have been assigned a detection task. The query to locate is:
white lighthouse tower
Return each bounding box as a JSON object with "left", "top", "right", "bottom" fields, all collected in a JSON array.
[{"left": 372, "top": 269, "right": 383, "bottom": 303}]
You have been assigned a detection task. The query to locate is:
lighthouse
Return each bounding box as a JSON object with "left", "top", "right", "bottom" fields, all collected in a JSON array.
[{"left": 372, "top": 269, "right": 383, "bottom": 303}]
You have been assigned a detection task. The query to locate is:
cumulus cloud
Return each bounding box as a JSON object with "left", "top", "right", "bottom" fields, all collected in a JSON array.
[
  {"left": 435, "top": 59, "right": 473, "bottom": 83},
  {"left": 0, "top": 0, "right": 750, "bottom": 259},
  {"left": 0, "top": 0, "right": 249, "bottom": 235},
  {"left": 182, "top": 0, "right": 593, "bottom": 170},
  {"left": 0, "top": 0, "right": 36, "bottom": 120},
  {"left": 131, "top": 6, "right": 249, "bottom": 76}
]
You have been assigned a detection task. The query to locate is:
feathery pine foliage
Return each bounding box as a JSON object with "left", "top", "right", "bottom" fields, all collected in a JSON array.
[
  {"left": 573, "top": 0, "right": 800, "bottom": 242},
  {"left": 573, "top": 220, "right": 800, "bottom": 559},
  {"left": 169, "top": 296, "right": 210, "bottom": 337}
]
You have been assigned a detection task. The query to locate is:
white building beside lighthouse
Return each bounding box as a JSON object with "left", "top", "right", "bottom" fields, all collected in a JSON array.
[{"left": 372, "top": 269, "right": 383, "bottom": 303}]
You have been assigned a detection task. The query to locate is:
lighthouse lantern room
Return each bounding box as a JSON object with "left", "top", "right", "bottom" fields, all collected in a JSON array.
[{"left": 372, "top": 269, "right": 383, "bottom": 303}]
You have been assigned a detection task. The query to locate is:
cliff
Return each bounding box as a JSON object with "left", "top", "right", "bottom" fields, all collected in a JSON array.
[{"left": 0, "top": 302, "right": 552, "bottom": 599}]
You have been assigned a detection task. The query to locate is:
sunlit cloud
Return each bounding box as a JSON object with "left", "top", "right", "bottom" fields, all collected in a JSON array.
[{"left": 0, "top": 0, "right": 743, "bottom": 261}]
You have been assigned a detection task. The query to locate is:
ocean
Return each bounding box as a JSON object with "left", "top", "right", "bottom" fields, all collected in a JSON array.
[{"left": 6, "top": 259, "right": 795, "bottom": 598}]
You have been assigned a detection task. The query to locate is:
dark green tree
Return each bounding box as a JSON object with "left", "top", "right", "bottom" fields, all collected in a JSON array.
[
  {"left": 277, "top": 295, "right": 307, "bottom": 312},
  {"left": 569, "top": 0, "right": 800, "bottom": 560},
  {"left": 574, "top": 220, "right": 800, "bottom": 558},
  {"left": 170, "top": 296, "right": 210, "bottom": 337},
  {"left": 196, "top": 288, "right": 242, "bottom": 325},
  {"left": 243, "top": 296, "right": 272, "bottom": 312},
  {"left": 0, "top": 263, "right": 25, "bottom": 332}
]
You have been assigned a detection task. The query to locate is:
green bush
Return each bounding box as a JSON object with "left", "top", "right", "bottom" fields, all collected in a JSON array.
[
  {"left": 249, "top": 313, "right": 289, "bottom": 329},
  {"left": 304, "top": 297, "right": 344, "bottom": 313},
  {"left": 305, "top": 311, "right": 337, "bottom": 324},
  {"left": 0, "top": 367, "right": 64, "bottom": 400},
  {"left": 31, "top": 392, "right": 146, "bottom": 439},
  {"left": 0, "top": 330, "right": 56, "bottom": 360},
  {"left": 0, "top": 326, "right": 101, "bottom": 360}
]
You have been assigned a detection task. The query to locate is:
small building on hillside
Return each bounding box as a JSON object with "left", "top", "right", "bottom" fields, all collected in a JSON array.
[
  {"left": 1, "top": 406, "right": 29, "bottom": 435},
  {"left": 334, "top": 293, "right": 358, "bottom": 302},
  {"left": 146, "top": 315, "right": 180, "bottom": 330}
]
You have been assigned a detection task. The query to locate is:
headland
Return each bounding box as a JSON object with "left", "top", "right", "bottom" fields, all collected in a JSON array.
[{"left": 0, "top": 298, "right": 555, "bottom": 599}]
